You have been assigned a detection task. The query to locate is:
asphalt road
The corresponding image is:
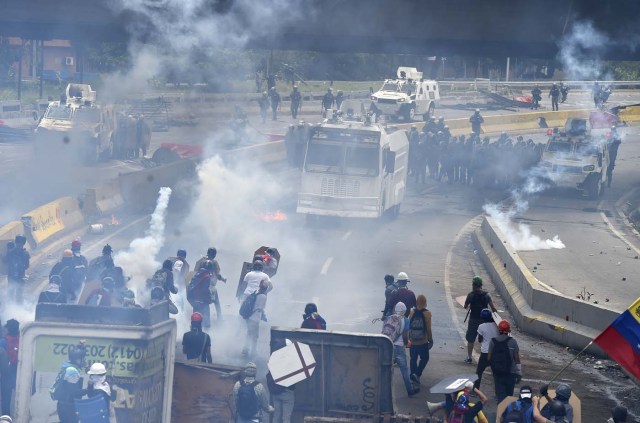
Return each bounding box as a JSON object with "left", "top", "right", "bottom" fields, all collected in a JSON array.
[{"left": 3, "top": 90, "right": 640, "bottom": 421}]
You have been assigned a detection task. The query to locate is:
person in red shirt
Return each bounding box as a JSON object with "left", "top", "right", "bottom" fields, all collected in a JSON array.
[{"left": 387, "top": 272, "right": 416, "bottom": 317}]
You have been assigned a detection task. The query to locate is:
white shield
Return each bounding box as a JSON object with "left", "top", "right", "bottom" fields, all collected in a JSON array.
[{"left": 267, "top": 341, "right": 316, "bottom": 387}]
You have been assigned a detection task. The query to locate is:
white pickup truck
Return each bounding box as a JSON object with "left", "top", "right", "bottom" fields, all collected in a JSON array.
[{"left": 370, "top": 67, "right": 439, "bottom": 121}]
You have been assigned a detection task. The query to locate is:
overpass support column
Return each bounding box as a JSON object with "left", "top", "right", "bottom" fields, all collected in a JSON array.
[{"left": 38, "top": 40, "right": 44, "bottom": 99}]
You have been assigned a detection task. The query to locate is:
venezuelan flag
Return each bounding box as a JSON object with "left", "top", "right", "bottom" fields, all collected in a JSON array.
[{"left": 594, "top": 297, "right": 640, "bottom": 380}]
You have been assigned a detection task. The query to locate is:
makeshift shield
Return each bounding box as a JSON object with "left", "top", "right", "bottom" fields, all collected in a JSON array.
[{"left": 268, "top": 341, "right": 315, "bottom": 387}]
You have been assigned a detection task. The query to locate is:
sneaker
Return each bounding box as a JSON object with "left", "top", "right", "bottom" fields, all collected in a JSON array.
[
  {"left": 408, "top": 387, "right": 420, "bottom": 397},
  {"left": 464, "top": 357, "right": 473, "bottom": 364},
  {"left": 410, "top": 373, "right": 421, "bottom": 384}
]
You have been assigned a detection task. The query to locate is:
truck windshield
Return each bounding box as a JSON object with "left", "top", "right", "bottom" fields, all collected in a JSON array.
[
  {"left": 381, "top": 83, "right": 399, "bottom": 91},
  {"left": 305, "top": 129, "right": 380, "bottom": 176},
  {"left": 547, "top": 141, "right": 571, "bottom": 152},
  {"left": 44, "top": 104, "right": 72, "bottom": 120},
  {"left": 575, "top": 143, "right": 599, "bottom": 156},
  {"left": 74, "top": 108, "right": 100, "bottom": 123}
]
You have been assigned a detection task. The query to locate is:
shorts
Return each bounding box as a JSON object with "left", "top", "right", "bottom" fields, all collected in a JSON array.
[{"left": 465, "top": 318, "right": 482, "bottom": 343}]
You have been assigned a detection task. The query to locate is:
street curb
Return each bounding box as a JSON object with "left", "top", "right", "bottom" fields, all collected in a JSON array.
[{"left": 472, "top": 216, "right": 611, "bottom": 357}]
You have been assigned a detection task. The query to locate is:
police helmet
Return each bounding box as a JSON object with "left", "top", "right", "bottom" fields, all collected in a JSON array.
[
  {"left": 555, "top": 383, "right": 572, "bottom": 400},
  {"left": 293, "top": 85, "right": 298, "bottom": 90},
  {"left": 550, "top": 400, "right": 567, "bottom": 417},
  {"left": 475, "top": 108, "right": 480, "bottom": 113}
]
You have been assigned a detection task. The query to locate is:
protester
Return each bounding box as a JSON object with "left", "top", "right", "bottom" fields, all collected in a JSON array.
[
  {"left": 463, "top": 276, "right": 496, "bottom": 363},
  {"left": 408, "top": 294, "right": 433, "bottom": 386},
  {"left": 539, "top": 383, "right": 573, "bottom": 422},
  {"left": 3, "top": 235, "right": 29, "bottom": 304},
  {"left": 500, "top": 385, "right": 534, "bottom": 423},
  {"left": 38, "top": 276, "right": 68, "bottom": 304},
  {"left": 532, "top": 396, "right": 570, "bottom": 423},
  {"left": 84, "top": 276, "right": 115, "bottom": 306},
  {"left": 382, "top": 302, "right": 418, "bottom": 397},
  {"left": 301, "top": 303, "right": 327, "bottom": 330},
  {"left": 488, "top": 320, "right": 521, "bottom": 403},
  {"left": 0, "top": 320, "right": 18, "bottom": 416},
  {"left": 382, "top": 274, "right": 397, "bottom": 319},
  {"left": 267, "top": 370, "right": 295, "bottom": 423},
  {"left": 242, "top": 279, "right": 271, "bottom": 357},
  {"left": 87, "top": 244, "right": 113, "bottom": 281},
  {"left": 56, "top": 366, "right": 85, "bottom": 423},
  {"left": 239, "top": 260, "right": 272, "bottom": 303},
  {"left": 187, "top": 260, "right": 215, "bottom": 329},
  {"left": 86, "top": 362, "right": 115, "bottom": 416},
  {"left": 427, "top": 381, "right": 489, "bottom": 423},
  {"left": 474, "top": 308, "right": 498, "bottom": 390},
  {"left": 182, "top": 312, "right": 212, "bottom": 363},
  {"left": 50, "top": 250, "right": 76, "bottom": 302},
  {"left": 387, "top": 272, "right": 416, "bottom": 317},
  {"left": 608, "top": 406, "right": 628, "bottom": 423},
  {"left": 232, "top": 362, "right": 274, "bottom": 423}
]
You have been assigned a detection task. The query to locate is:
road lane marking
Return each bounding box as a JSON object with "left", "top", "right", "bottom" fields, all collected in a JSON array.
[
  {"left": 320, "top": 257, "right": 333, "bottom": 275},
  {"left": 341, "top": 230, "right": 352, "bottom": 241}
]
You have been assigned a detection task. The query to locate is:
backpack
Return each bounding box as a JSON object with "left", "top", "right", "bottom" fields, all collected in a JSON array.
[
  {"left": 381, "top": 314, "right": 403, "bottom": 342},
  {"left": 409, "top": 309, "right": 427, "bottom": 341},
  {"left": 5, "top": 335, "right": 18, "bottom": 367},
  {"left": 504, "top": 400, "right": 533, "bottom": 423},
  {"left": 6, "top": 251, "right": 22, "bottom": 279},
  {"left": 148, "top": 269, "right": 168, "bottom": 290},
  {"left": 239, "top": 292, "right": 259, "bottom": 320},
  {"left": 469, "top": 291, "right": 489, "bottom": 317},
  {"left": 490, "top": 337, "right": 513, "bottom": 376},
  {"left": 187, "top": 270, "right": 212, "bottom": 305},
  {"left": 236, "top": 380, "right": 259, "bottom": 419},
  {"left": 49, "top": 366, "right": 68, "bottom": 401}
]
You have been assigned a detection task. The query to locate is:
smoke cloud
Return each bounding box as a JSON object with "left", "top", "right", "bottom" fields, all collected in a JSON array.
[
  {"left": 483, "top": 166, "right": 566, "bottom": 251},
  {"left": 559, "top": 21, "right": 612, "bottom": 81},
  {"left": 114, "top": 187, "right": 172, "bottom": 294}
]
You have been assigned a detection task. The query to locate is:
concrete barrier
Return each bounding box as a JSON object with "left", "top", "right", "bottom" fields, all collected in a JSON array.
[
  {"left": 21, "top": 197, "right": 84, "bottom": 247},
  {"left": 119, "top": 159, "right": 197, "bottom": 213},
  {"left": 84, "top": 180, "right": 124, "bottom": 217},
  {"left": 221, "top": 140, "right": 286, "bottom": 167},
  {"left": 618, "top": 105, "right": 640, "bottom": 123},
  {"left": 473, "top": 216, "right": 616, "bottom": 356}
]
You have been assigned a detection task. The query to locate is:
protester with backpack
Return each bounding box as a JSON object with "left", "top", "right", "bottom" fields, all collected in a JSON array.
[
  {"left": 382, "top": 302, "right": 418, "bottom": 397},
  {"left": 532, "top": 396, "right": 570, "bottom": 423},
  {"left": 501, "top": 385, "right": 534, "bottom": 423},
  {"left": 38, "top": 275, "right": 68, "bottom": 304},
  {"left": 488, "top": 320, "right": 521, "bottom": 402},
  {"left": 474, "top": 308, "right": 499, "bottom": 390},
  {"left": 147, "top": 259, "right": 178, "bottom": 314},
  {"left": 51, "top": 343, "right": 87, "bottom": 423},
  {"left": 241, "top": 279, "right": 271, "bottom": 357},
  {"left": 50, "top": 250, "right": 77, "bottom": 302},
  {"left": 239, "top": 261, "right": 272, "bottom": 303},
  {"left": 3, "top": 235, "right": 29, "bottom": 304},
  {"left": 301, "top": 303, "right": 326, "bottom": 330},
  {"left": 70, "top": 239, "right": 88, "bottom": 295},
  {"left": 86, "top": 362, "right": 115, "bottom": 419},
  {"left": 182, "top": 312, "right": 212, "bottom": 363},
  {"left": 539, "top": 383, "right": 574, "bottom": 422},
  {"left": 427, "top": 381, "right": 489, "bottom": 423},
  {"left": 187, "top": 261, "right": 215, "bottom": 329},
  {"left": 195, "top": 248, "right": 228, "bottom": 321},
  {"left": 87, "top": 244, "right": 113, "bottom": 281},
  {"left": 408, "top": 294, "right": 433, "bottom": 386},
  {"left": 232, "top": 362, "right": 274, "bottom": 423},
  {"left": 0, "top": 320, "right": 18, "bottom": 416},
  {"left": 84, "top": 276, "right": 115, "bottom": 306},
  {"left": 463, "top": 276, "right": 496, "bottom": 364}
]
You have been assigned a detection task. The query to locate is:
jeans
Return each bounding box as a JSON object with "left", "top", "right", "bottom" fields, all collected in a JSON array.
[
  {"left": 7, "top": 277, "right": 23, "bottom": 305},
  {"left": 192, "top": 302, "right": 211, "bottom": 328},
  {"left": 474, "top": 352, "right": 490, "bottom": 389},
  {"left": 393, "top": 345, "right": 413, "bottom": 395},
  {"left": 494, "top": 373, "right": 516, "bottom": 403},
  {"left": 243, "top": 319, "right": 260, "bottom": 356},
  {"left": 272, "top": 389, "right": 295, "bottom": 423},
  {"left": 409, "top": 342, "right": 431, "bottom": 378}
]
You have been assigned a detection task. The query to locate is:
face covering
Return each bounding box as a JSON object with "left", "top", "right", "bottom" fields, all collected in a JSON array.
[{"left": 90, "top": 374, "right": 110, "bottom": 395}]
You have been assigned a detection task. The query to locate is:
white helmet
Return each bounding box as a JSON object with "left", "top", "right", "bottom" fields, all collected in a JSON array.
[
  {"left": 87, "top": 362, "right": 107, "bottom": 375},
  {"left": 397, "top": 272, "right": 409, "bottom": 281},
  {"left": 0, "top": 416, "right": 12, "bottom": 423}
]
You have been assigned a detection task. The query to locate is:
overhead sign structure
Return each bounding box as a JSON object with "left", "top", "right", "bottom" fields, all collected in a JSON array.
[{"left": 268, "top": 341, "right": 316, "bottom": 388}]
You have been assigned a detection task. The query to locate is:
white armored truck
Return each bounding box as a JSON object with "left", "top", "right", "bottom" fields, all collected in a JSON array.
[
  {"left": 541, "top": 118, "right": 610, "bottom": 199},
  {"left": 370, "top": 67, "right": 440, "bottom": 121},
  {"left": 296, "top": 101, "right": 408, "bottom": 219}
]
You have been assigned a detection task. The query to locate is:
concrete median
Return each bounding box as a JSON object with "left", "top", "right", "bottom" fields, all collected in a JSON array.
[
  {"left": 84, "top": 180, "right": 124, "bottom": 217},
  {"left": 618, "top": 105, "right": 640, "bottom": 123},
  {"left": 473, "top": 216, "right": 615, "bottom": 356},
  {"left": 21, "top": 196, "right": 83, "bottom": 247}
]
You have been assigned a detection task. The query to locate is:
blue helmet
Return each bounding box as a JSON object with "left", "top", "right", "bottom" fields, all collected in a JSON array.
[{"left": 480, "top": 308, "right": 492, "bottom": 321}]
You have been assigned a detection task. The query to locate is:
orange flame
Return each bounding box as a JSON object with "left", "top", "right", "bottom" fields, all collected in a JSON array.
[{"left": 256, "top": 211, "right": 288, "bottom": 222}]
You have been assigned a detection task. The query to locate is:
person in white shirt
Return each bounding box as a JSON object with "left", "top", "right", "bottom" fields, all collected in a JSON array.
[
  {"left": 239, "top": 260, "right": 272, "bottom": 303},
  {"left": 242, "top": 279, "right": 271, "bottom": 357},
  {"left": 474, "top": 308, "right": 499, "bottom": 390}
]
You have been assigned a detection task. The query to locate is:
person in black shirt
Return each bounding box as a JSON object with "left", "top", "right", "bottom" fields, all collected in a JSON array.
[
  {"left": 463, "top": 277, "right": 496, "bottom": 364},
  {"left": 38, "top": 276, "right": 67, "bottom": 304},
  {"left": 182, "top": 312, "right": 212, "bottom": 363}
]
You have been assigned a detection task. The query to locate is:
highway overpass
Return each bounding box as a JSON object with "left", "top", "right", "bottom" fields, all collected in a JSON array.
[{"left": 1, "top": 0, "right": 640, "bottom": 59}]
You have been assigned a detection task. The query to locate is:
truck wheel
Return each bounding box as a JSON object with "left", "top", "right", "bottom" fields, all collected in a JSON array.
[
  {"left": 587, "top": 175, "right": 601, "bottom": 199},
  {"left": 423, "top": 104, "right": 435, "bottom": 120}
]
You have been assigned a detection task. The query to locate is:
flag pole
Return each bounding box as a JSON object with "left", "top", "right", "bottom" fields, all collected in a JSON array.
[{"left": 547, "top": 340, "right": 593, "bottom": 385}]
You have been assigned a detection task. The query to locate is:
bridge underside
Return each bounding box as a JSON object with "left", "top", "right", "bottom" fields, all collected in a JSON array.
[{"left": 1, "top": 0, "right": 640, "bottom": 59}]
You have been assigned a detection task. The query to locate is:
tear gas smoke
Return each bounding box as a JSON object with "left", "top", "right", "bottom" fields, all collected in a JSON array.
[
  {"left": 114, "top": 187, "right": 172, "bottom": 293},
  {"left": 483, "top": 166, "right": 566, "bottom": 251},
  {"left": 559, "top": 21, "right": 612, "bottom": 81}
]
